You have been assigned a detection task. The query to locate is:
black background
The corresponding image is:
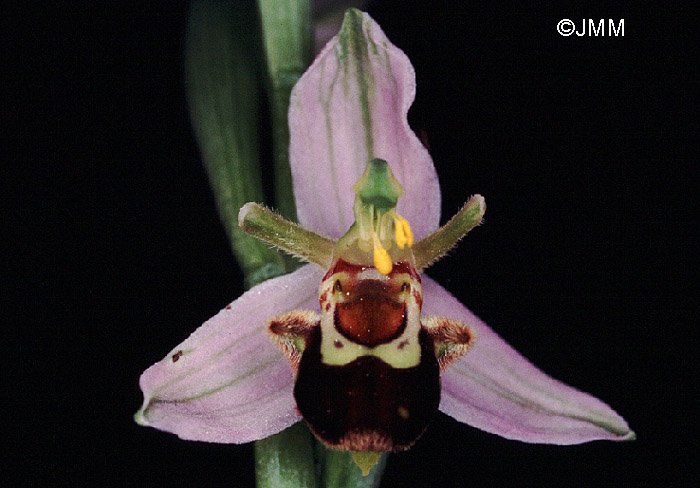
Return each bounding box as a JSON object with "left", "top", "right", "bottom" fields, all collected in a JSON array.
[{"left": 5, "top": 0, "right": 697, "bottom": 486}]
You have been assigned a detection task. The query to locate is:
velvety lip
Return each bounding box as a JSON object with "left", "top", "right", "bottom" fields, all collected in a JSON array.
[{"left": 335, "top": 297, "right": 406, "bottom": 346}]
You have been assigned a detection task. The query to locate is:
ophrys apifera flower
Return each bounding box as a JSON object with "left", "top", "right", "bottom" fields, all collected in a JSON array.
[{"left": 136, "top": 8, "right": 633, "bottom": 475}]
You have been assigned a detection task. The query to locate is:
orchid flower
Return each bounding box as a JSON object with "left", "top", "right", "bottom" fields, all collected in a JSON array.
[{"left": 136, "top": 8, "right": 633, "bottom": 475}]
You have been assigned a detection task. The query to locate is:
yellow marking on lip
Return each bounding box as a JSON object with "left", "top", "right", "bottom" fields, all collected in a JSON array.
[{"left": 351, "top": 451, "right": 382, "bottom": 476}]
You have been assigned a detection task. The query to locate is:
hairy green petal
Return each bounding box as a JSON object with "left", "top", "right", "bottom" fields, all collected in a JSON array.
[
  {"left": 239, "top": 202, "right": 335, "bottom": 268},
  {"left": 413, "top": 195, "right": 485, "bottom": 271}
]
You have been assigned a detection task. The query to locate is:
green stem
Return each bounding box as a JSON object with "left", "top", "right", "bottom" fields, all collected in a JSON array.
[
  {"left": 186, "top": 0, "right": 285, "bottom": 288},
  {"left": 254, "top": 422, "right": 318, "bottom": 488},
  {"left": 257, "top": 0, "right": 312, "bottom": 225}
]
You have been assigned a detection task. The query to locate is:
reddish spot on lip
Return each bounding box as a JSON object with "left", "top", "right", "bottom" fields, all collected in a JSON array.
[
  {"left": 335, "top": 297, "right": 406, "bottom": 346},
  {"left": 171, "top": 350, "right": 183, "bottom": 362}
]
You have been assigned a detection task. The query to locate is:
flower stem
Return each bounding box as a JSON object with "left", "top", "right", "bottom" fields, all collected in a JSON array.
[
  {"left": 254, "top": 422, "right": 318, "bottom": 488},
  {"left": 186, "top": 0, "right": 285, "bottom": 288},
  {"left": 257, "top": 0, "right": 312, "bottom": 224}
]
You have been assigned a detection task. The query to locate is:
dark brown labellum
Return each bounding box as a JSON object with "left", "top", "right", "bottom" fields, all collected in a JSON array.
[{"left": 294, "top": 327, "right": 440, "bottom": 452}]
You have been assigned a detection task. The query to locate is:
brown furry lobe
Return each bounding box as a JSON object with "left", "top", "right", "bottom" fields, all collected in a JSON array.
[
  {"left": 267, "top": 310, "right": 320, "bottom": 372},
  {"left": 422, "top": 316, "right": 475, "bottom": 372}
]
